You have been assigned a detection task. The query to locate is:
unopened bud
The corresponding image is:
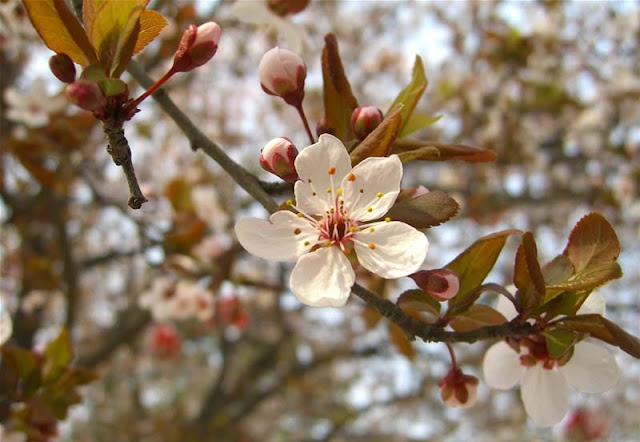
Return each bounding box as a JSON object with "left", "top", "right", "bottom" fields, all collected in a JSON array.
[
  {"left": 150, "top": 324, "right": 182, "bottom": 359},
  {"left": 410, "top": 269, "right": 460, "bottom": 301},
  {"left": 259, "top": 47, "right": 306, "bottom": 106},
  {"left": 351, "top": 106, "right": 383, "bottom": 140},
  {"left": 260, "top": 137, "right": 299, "bottom": 182},
  {"left": 267, "top": 0, "right": 310, "bottom": 16},
  {"left": 49, "top": 53, "right": 76, "bottom": 84},
  {"left": 172, "top": 22, "right": 221, "bottom": 73},
  {"left": 438, "top": 368, "right": 479, "bottom": 408},
  {"left": 64, "top": 80, "right": 106, "bottom": 111}
]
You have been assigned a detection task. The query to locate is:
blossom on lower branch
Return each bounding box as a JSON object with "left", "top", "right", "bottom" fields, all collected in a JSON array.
[
  {"left": 482, "top": 292, "right": 619, "bottom": 427},
  {"left": 235, "top": 134, "right": 429, "bottom": 307}
]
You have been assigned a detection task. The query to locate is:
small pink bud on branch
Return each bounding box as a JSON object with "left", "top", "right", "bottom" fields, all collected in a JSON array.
[
  {"left": 438, "top": 367, "right": 479, "bottom": 408},
  {"left": 65, "top": 80, "right": 106, "bottom": 111},
  {"left": 49, "top": 53, "right": 76, "bottom": 84},
  {"left": 260, "top": 137, "right": 299, "bottom": 182},
  {"left": 259, "top": 47, "right": 306, "bottom": 107},
  {"left": 172, "top": 22, "right": 222, "bottom": 73},
  {"left": 351, "top": 106, "right": 383, "bottom": 141},
  {"left": 410, "top": 269, "right": 460, "bottom": 301}
]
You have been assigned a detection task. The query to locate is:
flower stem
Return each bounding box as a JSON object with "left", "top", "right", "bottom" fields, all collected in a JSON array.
[
  {"left": 295, "top": 103, "right": 315, "bottom": 145},
  {"left": 129, "top": 68, "right": 176, "bottom": 110},
  {"left": 446, "top": 343, "right": 458, "bottom": 370}
]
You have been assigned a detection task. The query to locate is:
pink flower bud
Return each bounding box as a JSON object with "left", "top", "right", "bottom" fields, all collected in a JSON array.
[
  {"left": 64, "top": 80, "right": 106, "bottom": 111},
  {"left": 172, "top": 22, "right": 221, "bottom": 73},
  {"left": 49, "top": 53, "right": 76, "bottom": 84},
  {"left": 267, "top": 0, "right": 310, "bottom": 16},
  {"left": 258, "top": 47, "right": 306, "bottom": 106},
  {"left": 150, "top": 324, "right": 182, "bottom": 359},
  {"left": 351, "top": 106, "right": 383, "bottom": 140},
  {"left": 438, "top": 367, "right": 479, "bottom": 409},
  {"left": 260, "top": 137, "right": 299, "bottom": 182},
  {"left": 410, "top": 269, "right": 460, "bottom": 301},
  {"left": 564, "top": 407, "right": 608, "bottom": 441}
]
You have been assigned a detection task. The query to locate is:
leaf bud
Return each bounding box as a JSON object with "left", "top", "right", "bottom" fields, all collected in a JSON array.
[
  {"left": 173, "top": 22, "right": 221, "bottom": 73},
  {"left": 260, "top": 137, "right": 299, "bottom": 182},
  {"left": 258, "top": 47, "right": 306, "bottom": 106},
  {"left": 438, "top": 367, "right": 479, "bottom": 408},
  {"left": 49, "top": 53, "right": 76, "bottom": 84},
  {"left": 267, "top": 0, "right": 310, "bottom": 16},
  {"left": 351, "top": 105, "right": 384, "bottom": 141},
  {"left": 409, "top": 268, "right": 460, "bottom": 301},
  {"left": 64, "top": 80, "right": 106, "bottom": 111}
]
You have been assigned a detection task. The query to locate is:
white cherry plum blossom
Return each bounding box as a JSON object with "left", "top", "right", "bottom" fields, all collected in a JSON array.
[
  {"left": 235, "top": 134, "right": 429, "bottom": 307},
  {"left": 482, "top": 292, "right": 619, "bottom": 427}
]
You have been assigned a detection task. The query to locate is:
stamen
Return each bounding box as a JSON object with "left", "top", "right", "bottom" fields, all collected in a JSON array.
[
  {"left": 376, "top": 192, "right": 383, "bottom": 198},
  {"left": 369, "top": 227, "right": 375, "bottom": 232},
  {"left": 367, "top": 207, "right": 373, "bottom": 212},
  {"left": 297, "top": 213, "right": 304, "bottom": 217},
  {"left": 294, "top": 228, "right": 301, "bottom": 235},
  {"left": 368, "top": 243, "right": 376, "bottom": 249},
  {"left": 337, "top": 188, "right": 343, "bottom": 195},
  {"left": 385, "top": 217, "right": 391, "bottom": 222},
  {"left": 312, "top": 192, "right": 317, "bottom": 196},
  {"left": 286, "top": 199, "right": 293, "bottom": 205},
  {"left": 328, "top": 167, "right": 336, "bottom": 175},
  {"left": 326, "top": 188, "right": 332, "bottom": 193},
  {"left": 304, "top": 241, "right": 310, "bottom": 246},
  {"left": 348, "top": 173, "right": 356, "bottom": 181},
  {"left": 359, "top": 188, "right": 364, "bottom": 193}
]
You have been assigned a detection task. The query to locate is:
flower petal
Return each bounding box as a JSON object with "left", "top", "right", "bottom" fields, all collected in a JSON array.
[
  {"left": 295, "top": 134, "right": 351, "bottom": 201},
  {"left": 342, "top": 155, "right": 402, "bottom": 221},
  {"left": 235, "top": 211, "right": 318, "bottom": 262},
  {"left": 521, "top": 365, "right": 569, "bottom": 427},
  {"left": 495, "top": 292, "right": 519, "bottom": 321},
  {"left": 289, "top": 247, "right": 355, "bottom": 307},
  {"left": 483, "top": 341, "right": 525, "bottom": 389},
  {"left": 294, "top": 180, "right": 330, "bottom": 215},
  {"left": 0, "top": 306, "right": 12, "bottom": 346},
  {"left": 560, "top": 340, "right": 619, "bottom": 393},
  {"left": 577, "top": 291, "right": 606, "bottom": 316},
  {"left": 353, "top": 221, "right": 427, "bottom": 278}
]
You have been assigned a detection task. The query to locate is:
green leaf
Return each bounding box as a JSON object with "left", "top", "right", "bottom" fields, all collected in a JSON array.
[
  {"left": 100, "top": 78, "right": 127, "bottom": 97},
  {"left": 514, "top": 232, "right": 545, "bottom": 313},
  {"left": 350, "top": 104, "right": 402, "bottom": 166},
  {"left": 537, "top": 290, "right": 591, "bottom": 320},
  {"left": 24, "top": 0, "right": 98, "bottom": 66},
  {"left": 397, "top": 289, "right": 441, "bottom": 323},
  {"left": 321, "top": 33, "right": 359, "bottom": 141},
  {"left": 546, "top": 213, "right": 622, "bottom": 296},
  {"left": 559, "top": 314, "right": 640, "bottom": 359},
  {"left": 543, "top": 327, "right": 580, "bottom": 359},
  {"left": 42, "top": 328, "right": 73, "bottom": 384},
  {"left": 384, "top": 190, "right": 460, "bottom": 229},
  {"left": 133, "top": 9, "right": 168, "bottom": 55},
  {"left": 446, "top": 229, "right": 522, "bottom": 314},
  {"left": 388, "top": 55, "right": 428, "bottom": 137},
  {"left": 392, "top": 138, "right": 497, "bottom": 163},
  {"left": 1, "top": 346, "right": 41, "bottom": 396},
  {"left": 401, "top": 113, "right": 442, "bottom": 137},
  {"left": 84, "top": 0, "right": 148, "bottom": 77},
  {"left": 449, "top": 304, "right": 507, "bottom": 332}
]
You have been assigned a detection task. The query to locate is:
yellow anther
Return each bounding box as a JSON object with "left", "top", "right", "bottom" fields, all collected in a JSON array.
[
  {"left": 368, "top": 243, "right": 376, "bottom": 250},
  {"left": 337, "top": 188, "right": 343, "bottom": 195},
  {"left": 343, "top": 249, "right": 351, "bottom": 255},
  {"left": 328, "top": 167, "right": 336, "bottom": 175},
  {"left": 376, "top": 192, "right": 383, "bottom": 198},
  {"left": 367, "top": 207, "right": 373, "bottom": 212},
  {"left": 286, "top": 199, "right": 293, "bottom": 205},
  {"left": 349, "top": 227, "right": 356, "bottom": 232},
  {"left": 326, "top": 188, "right": 332, "bottom": 193},
  {"left": 297, "top": 213, "right": 304, "bottom": 218},
  {"left": 385, "top": 217, "right": 391, "bottom": 222},
  {"left": 304, "top": 241, "right": 310, "bottom": 246},
  {"left": 370, "top": 227, "right": 375, "bottom": 232}
]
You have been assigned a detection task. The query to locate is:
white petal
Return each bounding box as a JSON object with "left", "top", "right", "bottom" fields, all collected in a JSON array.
[
  {"left": 289, "top": 247, "right": 355, "bottom": 307},
  {"left": 0, "top": 307, "right": 12, "bottom": 346},
  {"left": 228, "top": 1, "right": 274, "bottom": 25},
  {"left": 295, "top": 134, "right": 351, "bottom": 199},
  {"left": 560, "top": 340, "right": 619, "bottom": 393},
  {"left": 342, "top": 155, "right": 402, "bottom": 221},
  {"left": 353, "top": 221, "right": 427, "bottom": 278},
  {"left": 235, "top": 211, "right": 318, "bottom": 262},
  {"left": 577, "top": 291, "right": 606, "bottom": 316},
  {"left": 483, "top": 341, "right": 525, "bottom": 389},
  {"left": 294, "top": 180, "right": 330, "bottom": 215},
  {"left": 521, "top": 365, "right": 569, "bottom": 427},
  {"left": 495, "top": 292, "right": 519, "bottom": 321}
]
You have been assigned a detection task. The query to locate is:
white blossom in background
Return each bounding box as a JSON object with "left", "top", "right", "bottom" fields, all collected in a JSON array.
[
  {"left": 0, "top": 0, "right": 37, "bottom": 49},
  {"left": 235, "top": 134, "right": 428, "bottom": 307},
  {"left": 0, "top": 298, "right": 12, "bottom": 345},
  {"left": 483, "top": 292, "right": 619, "bottom": 427},
  {"left": 4, "top": 78, "right": 66, "bottom": 128},
  {"left": 228, "top": 1, "right": 310, "bottom": 53},
  {"left": 138, "top": 277, "right": 214, "bottom": 322}
]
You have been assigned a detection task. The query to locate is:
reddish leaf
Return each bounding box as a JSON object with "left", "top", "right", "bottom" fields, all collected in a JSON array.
[
  {"left": 392, "top": 138, "right": 497, "bottom": 163},
  {"left": 397, "top": 289, "right": 441, "bottom": 323},
  {"left": 384, "top": 190, "right": 460, "bottom": 229},
  {"left": 24, "top": 0, "right": 98, "bottom": 66},
  {"left": 446, "top": 229, "right": 522, "bottom": 314},
  {"left": 560, "top": 314, "right": 640, "bottom": 359},
  {"left": 389, "top": 323, "right": 416, "bottom": 360},
  {"left": 514, "top": 232, "right": 545, "bottom": 312},
  {"left": 449, "top": 304, "right": 507, "bottom": 332},
  {"left": 133, "top": 9, "right": 168, "bottom": 55},
  {"left": 321, "top": 34, "right": 359, "bottom": 141},
  {"left": 350, "top": 104, "right": 402, "bottom": 166}
]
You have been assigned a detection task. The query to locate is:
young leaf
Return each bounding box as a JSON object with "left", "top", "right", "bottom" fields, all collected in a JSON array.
[
  {"left": 514, "top": 232, "right": 545, "bottom": 312},
  {"left": 321, "top": 33, "right": 359, "bottom": 141},
  {"left": 446, "top": 229, "right": 522, "bottom": 314},
  {"left": 83, "top": 0, "right": 148, "bottom": 77},
  {"left": 384, "top": 190, "right": 460, "bottom": 229},
  {"left": 392, "top": 139, "right": 497, "bottom": 163},
  {"left": 537, "top": 290, "right": 591, "bottom": 320},
  {"left": 388, "top": 55, "right": 428, "bottom": 137},
  {"left": 42, "top": 328, "right": 73, "bottom": 383},
  {"left": 546, "top": 213, "right": 622, "bottom": 295},
  {"left": 543, "top": 327, "right": 580, "bottom": 359},
  {"left": 559, "top": 314, "right": 640, "bottom": 359},
  {"left": 133, "top": 9, "right": 168, "bottom": 55},
  {"left": 401, "top": 113, "right": 442, "bottom": 137},
  {"left": 24, "top": 0, "right": 98, "bottom": 66},
  {"left": 397, "top": 289, "right": 441, "bottom": 323},
  {"left": 449, "top": 304, "right": 507, "bottom": 332},
  {"left": 389, "top": 323, "right": 416, "bottom": 360},
  {"left": 350, "top": 104, "right": 402, "bottom": 165}
]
